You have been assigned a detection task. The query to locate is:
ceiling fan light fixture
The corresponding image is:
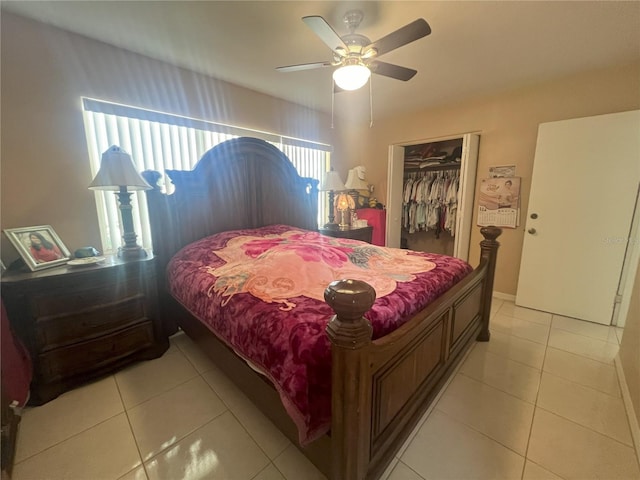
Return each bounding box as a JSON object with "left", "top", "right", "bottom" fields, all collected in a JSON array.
[{"left": 333, "top": 63, "right": 371, "bottom": 91}]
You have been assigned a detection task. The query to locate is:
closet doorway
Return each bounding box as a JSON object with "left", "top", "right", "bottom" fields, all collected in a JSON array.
[
  {"left": 516, "top": 110, "right": 640, "bottom": 326},
  {"left": 386, "top": 134, "right": 479, "bottom": 261}
]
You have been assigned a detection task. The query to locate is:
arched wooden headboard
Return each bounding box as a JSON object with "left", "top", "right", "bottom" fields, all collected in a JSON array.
[{"left": 143, "top": 137, "right": 319, "bottom": 265}]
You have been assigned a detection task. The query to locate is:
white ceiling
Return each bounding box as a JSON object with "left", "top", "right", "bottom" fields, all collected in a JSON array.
[{"left": 3, "top": 1, "right": 640, "bottom": 120}]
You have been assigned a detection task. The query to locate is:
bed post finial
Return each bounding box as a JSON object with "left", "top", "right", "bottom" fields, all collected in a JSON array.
[
  {"left": 325, "top": 279, "right": 375, "bottom": 348},
  {"left": 325, "top": 279, "right": 375, "bottom": 480},
  {"left": 478, "top": 226, "right": 502, "bottom": 341}
]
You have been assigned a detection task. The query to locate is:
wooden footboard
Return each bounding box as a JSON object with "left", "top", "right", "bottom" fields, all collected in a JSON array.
[{"left": 325, "top": 226, "right": 501, "bottom": 480}]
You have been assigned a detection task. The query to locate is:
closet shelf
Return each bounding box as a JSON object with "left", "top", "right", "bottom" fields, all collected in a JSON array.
[{"left": 404, "top": 163, "right": 461, "bottom": 172}]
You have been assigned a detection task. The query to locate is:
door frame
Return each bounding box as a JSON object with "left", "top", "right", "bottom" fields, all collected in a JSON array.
[
  {"left": 613, "top": 182, "right": 640, "bottom": 328},
  {"left": 385, "top": 133, "right": 480, "bottom": 261}
]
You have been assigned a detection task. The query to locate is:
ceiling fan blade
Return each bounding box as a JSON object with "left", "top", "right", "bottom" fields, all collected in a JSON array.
[
  {"left": 276, "top": 61, "right": 332, "bottom": 72},
  {"left": 368, "top": 60, "right": 417, "bottom": 81},
  {"left": 366, "top": 18, "right": 431, "bottom": 58},
  {"left": 302, "top": 15, "right": 349, "bottom": 54}
]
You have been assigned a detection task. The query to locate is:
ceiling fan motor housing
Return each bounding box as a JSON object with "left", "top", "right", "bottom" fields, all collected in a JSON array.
[{"left": 343, "top": 10, "right": 364, "bottom": 32}]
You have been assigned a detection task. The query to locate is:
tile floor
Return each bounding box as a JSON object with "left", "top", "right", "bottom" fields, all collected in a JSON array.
[{"left": 11, "top": 298, "right": 640, "bottom": 480}]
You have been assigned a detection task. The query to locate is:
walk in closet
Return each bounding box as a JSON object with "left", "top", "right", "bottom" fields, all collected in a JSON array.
[{"left": 386, "top": 134, "right": 479, "bottom": 261}]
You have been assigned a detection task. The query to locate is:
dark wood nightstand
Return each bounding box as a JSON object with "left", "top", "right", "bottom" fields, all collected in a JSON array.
[
  {"left": 319, "top": 226, "right": 373, "bottom": 244},
  {"left": 1, "top": 255, "right": 169, "bottom": 405}
]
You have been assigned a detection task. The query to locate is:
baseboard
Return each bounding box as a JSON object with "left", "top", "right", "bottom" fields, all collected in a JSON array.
[
  {"left": 614, "top": 354, "right": 640, "bottom": 463},
  {"left": 492, "top": 291, "right": 516, "bottom": 302}
]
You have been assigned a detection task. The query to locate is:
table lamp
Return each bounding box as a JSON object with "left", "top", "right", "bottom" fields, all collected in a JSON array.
[
  {"left": 335, "top": 192, "right": 356, "bottom": 230},
  {"left": 319, "top": 170, "right": 346, "bottom": 228},
  {"left": 344, "top": 165, "right": 370, "bottom": 208},
  {"left": 88, "top": 145, "right": 151, "bottom": 259}
]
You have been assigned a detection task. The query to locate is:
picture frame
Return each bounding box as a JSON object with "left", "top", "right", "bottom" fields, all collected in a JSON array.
[{"left": 3, "top": 225, "right": 71, "bottom": 271}]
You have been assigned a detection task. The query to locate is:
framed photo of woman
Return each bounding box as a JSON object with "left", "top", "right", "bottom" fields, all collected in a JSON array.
[{"left": 3, "top": 225, "right": 71, "bottom": 271}]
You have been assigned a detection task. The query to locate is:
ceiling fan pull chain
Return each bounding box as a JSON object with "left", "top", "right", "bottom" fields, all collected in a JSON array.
[
  {"left": 369, "top": 81, "right": 373, "bottom": 127},
  {"left": 331, "top": 79, "right": 335, "bottom": 129}
]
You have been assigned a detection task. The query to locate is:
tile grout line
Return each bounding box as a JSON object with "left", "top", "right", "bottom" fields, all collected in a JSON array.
[
  {"left": 115, "top": 347, "right": 202, "bottom": 411},
  {"left": 12, "top": 377, "right": 127, "bottom": 470},
  {"left": 198, "top": 368, "right": 293, "bottom": 475},
  {"left": 248, "top": 461, "right": 286, "bottom": 480},
  {"left": 519, "top": 311, "right": 552, "bottom": 480},
  {"left": 432, "top": 407, "right": 528, "bottom": 461},
  {"left": 136, "top": 407, "right": 234, "bottom": 477},
  {"left": 494, "top": 302, "right": 553, "bottom": 327},
  {"left": 12, "top": 410, "right": 125, "bottom": 470},
  {"left": 540, "top": 368, "right": 626, "bottom": 402},
  {"left": 534, "top": 404, "right": 639, "bottom": 451},
  {"left": 115, "top": 372, "right": 150, "bottom": 480},
  {"left": 493, "top": 309, "right": 552, "bottom": 327},
  {"left": 487, "top": 308, "right": 544, "bottom": 478},
  {"left": 522, "top": 314, "right": 635, "bottom": 477},
  {"left": 550, "top": 325, "right": 620, "bottom": 346},
  {"left": 118, "top": 345, "right": 231, "bottom": 478},
  {"left": 457, "top": 370, "right": 537, "bottom": 406},
  {"left": 544, "top": 328, "right": 618, "bottom": 367},
  {"left": 175, "top": 333, "right": 296, "bottom": 475},
  {"left": 434, "top": 313, "right": 542, "bottom": 462},
  {"left": 397, "top": 459, "right": 428, "bottom": 480},
  {"left": 544, "top": 344, "right": 621, "bottom": 369},
  {"left": 481, "top": 331, "right": 545, "bottom": 370},
  {"left": 613, "top": 355, "right": 640, "bottom": 470}
]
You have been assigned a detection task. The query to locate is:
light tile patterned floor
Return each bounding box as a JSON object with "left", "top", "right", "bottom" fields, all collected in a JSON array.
[{"left": 11, "top": 299, "right": 640, "bottom": 480}]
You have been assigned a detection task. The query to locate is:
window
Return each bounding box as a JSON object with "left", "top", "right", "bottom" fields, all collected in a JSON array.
[{"left": 82, "top": 98, "right": 331, "bottom": 254}]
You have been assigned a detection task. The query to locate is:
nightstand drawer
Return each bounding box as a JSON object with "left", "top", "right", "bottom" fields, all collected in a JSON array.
[
  {"left": 30, "top": 277, "right": 142, "bottom": 317},
  {"left": 36, "top": 296, "right": 147, "bottom": 350},
  {"left": 37, "top": 322, "right": 155, "bottom": 382}
]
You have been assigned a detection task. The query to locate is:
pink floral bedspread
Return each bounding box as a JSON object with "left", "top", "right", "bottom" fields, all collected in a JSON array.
[{"left": 167, "top": 224, "right": 472, "bottom": 444}]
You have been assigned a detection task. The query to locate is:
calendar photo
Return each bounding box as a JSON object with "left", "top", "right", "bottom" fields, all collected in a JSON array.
[{"left": 477, "top": 177, "right": 521, "bottom": 228}]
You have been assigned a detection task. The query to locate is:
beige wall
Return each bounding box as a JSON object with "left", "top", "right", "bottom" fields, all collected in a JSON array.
[
  {"left": 619, "top": 257, "right": 640, "bottom": 423},
  {"left": 335, "top": 62, "right": 640, "bottom": 295},
  {"left": 2, "top": 13, "right": 639, "bottom": 294},
  {"left": 0, "top": 13, "right": 335, "bottom": 264}
]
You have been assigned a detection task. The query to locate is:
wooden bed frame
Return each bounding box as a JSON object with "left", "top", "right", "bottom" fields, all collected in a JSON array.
[{"left": 142, "top": 137, "right": 501, "bottom": 480}]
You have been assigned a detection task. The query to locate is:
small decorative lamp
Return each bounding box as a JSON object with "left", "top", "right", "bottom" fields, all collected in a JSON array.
[
  {"left": 335, "top": 192, "right": 356, "bottom": 229},
  {"left": 88, "top": 145, "right": 151, "bottom": 259},
  {"left": 319, "top": 170, "right": 346, "bottom": 228}
]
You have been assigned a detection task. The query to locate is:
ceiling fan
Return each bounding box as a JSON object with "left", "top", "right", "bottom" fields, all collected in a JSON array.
[{"left": 276, "top": 10, "right": 431, "bottom": 91}]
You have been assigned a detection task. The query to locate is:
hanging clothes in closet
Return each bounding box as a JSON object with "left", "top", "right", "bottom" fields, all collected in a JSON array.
[{"left": 402, "top": 170, "right": 460, "bottom": 237}]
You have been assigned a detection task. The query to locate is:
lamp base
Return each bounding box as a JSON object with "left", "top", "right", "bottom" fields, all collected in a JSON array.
[
  {"left": 118, "top": 245, "right": 147, "bottom": 260},
  {"left": 337, "top": 210, "right": 351, "bottom": 230},
  {"left": 323, "top": 222, "right": 339, "bottom": 230}
]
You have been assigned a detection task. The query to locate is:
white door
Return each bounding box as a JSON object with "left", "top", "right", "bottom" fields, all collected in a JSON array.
[{"left": 516, "top": 110, "right": 640, "bottom": 325}]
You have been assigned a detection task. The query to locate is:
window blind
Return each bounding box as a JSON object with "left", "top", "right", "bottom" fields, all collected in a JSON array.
[{"left": 82, "top": 98, "right": 331, "bottom": 253}]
